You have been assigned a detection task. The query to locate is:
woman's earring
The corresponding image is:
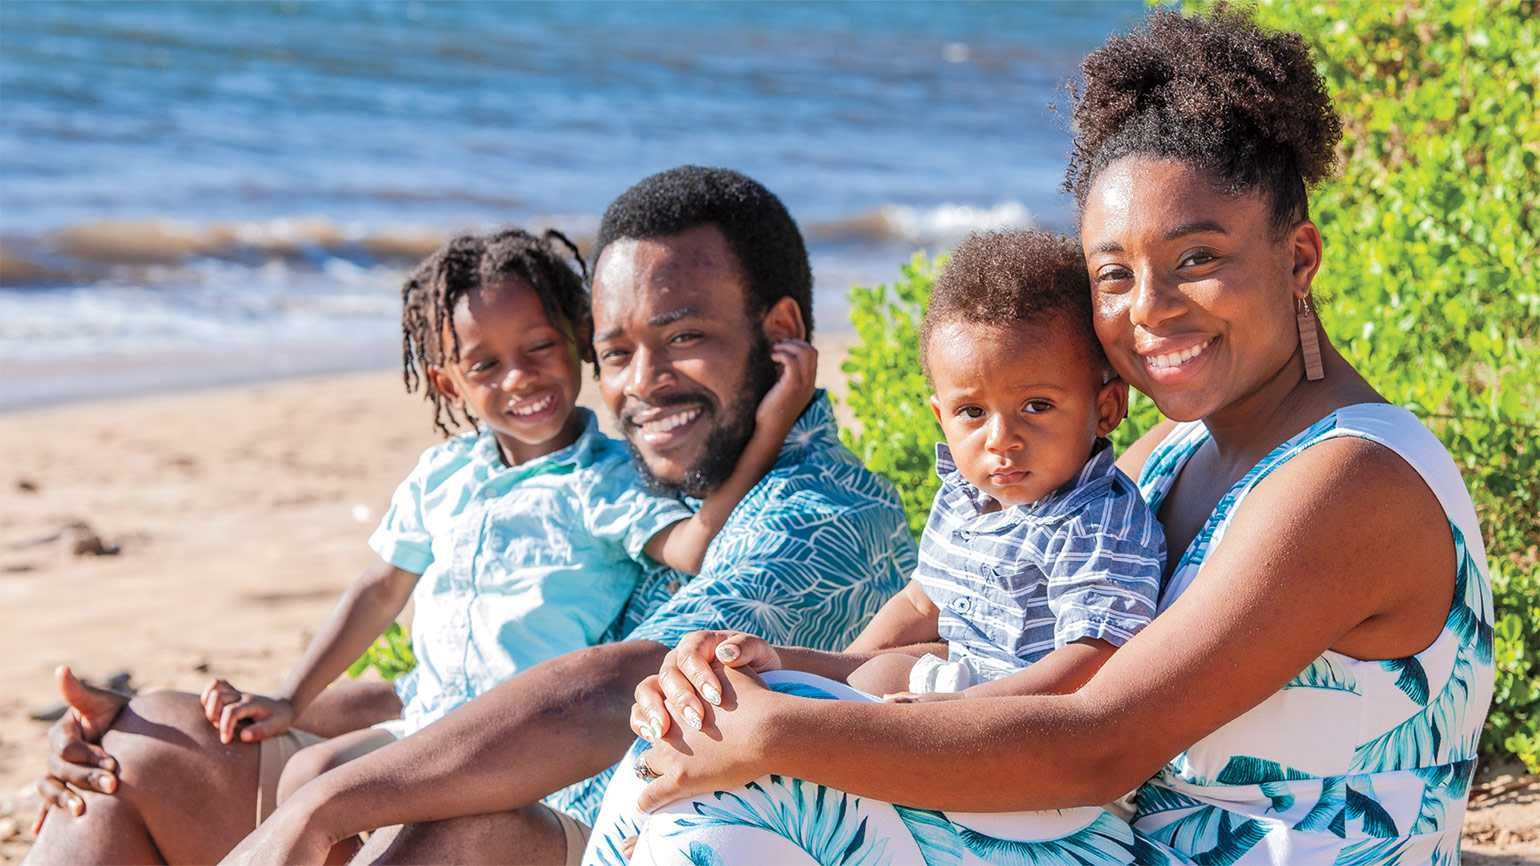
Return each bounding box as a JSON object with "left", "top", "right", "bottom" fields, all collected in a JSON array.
[{"left": 1296, "top": 295, "right": 1325, "bottom": 381}]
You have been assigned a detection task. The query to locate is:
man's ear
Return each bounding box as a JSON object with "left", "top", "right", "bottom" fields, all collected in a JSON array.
[
  {"left": 759, "top": 296, "right": 808, "bottom": 343},
  {"left": 1095, "top": 374, "right": 1129, "bottom": 437},
  {"left": 426, "top": 366, "right": 462, "bottom": 406}
]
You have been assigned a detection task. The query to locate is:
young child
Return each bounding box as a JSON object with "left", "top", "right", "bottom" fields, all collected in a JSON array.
[
  {"left": 843, "top": 229, "right": 1165, "bottom": 701},
  {"left": 199, "top": 228, "right": 815, "bottom": 833}
]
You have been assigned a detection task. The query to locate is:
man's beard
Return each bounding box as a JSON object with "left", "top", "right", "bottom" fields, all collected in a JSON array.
[{"left": 627, "top": 334, "right": 781, "bottom": 500}]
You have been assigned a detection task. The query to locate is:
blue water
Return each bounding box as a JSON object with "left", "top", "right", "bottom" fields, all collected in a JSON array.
[{"left": 0, "top": 0, "right": 1143, "bottom": 407}]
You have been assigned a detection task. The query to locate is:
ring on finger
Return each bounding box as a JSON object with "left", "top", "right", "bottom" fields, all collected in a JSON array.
[{"left": 633, "top": 750, "right": 661, "bottom": 783}]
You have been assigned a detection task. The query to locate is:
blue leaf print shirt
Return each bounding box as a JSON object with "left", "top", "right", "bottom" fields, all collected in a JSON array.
[{"left": 547, "top": 392, "right": 917, "bottom": 823}]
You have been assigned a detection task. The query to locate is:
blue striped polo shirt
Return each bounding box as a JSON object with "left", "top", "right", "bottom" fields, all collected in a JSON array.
[{"left": 914, "top": 438, "right": 1165, "bottom": 680}]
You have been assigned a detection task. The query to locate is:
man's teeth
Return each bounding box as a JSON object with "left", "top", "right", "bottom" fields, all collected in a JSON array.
[
  {"left": 642, "top": 407, "right": 702, "bottom": 433},
  {"left": 1146, "top": 339, "right": 1214, "bottom": 370},
  {"left": 510, "top": 393, "right": 555, "bottom": 417}
]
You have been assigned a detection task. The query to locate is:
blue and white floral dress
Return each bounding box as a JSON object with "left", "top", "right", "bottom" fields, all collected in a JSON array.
[
  {"left": 1131, "top": 404, "right": 1493, "bottom": 865},
  {"left": 589, "top": 404, "right": 1492, "bottom": 866}
]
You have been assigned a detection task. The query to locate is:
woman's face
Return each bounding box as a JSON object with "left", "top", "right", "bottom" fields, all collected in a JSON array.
[{"left": 1080, "top": 156, "right": 1319, "bottom": 422}]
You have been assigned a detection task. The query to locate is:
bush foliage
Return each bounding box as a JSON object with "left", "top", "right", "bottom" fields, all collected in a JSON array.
[{"left": 841, "top": 0, "right": 1538, "bottom": 770}]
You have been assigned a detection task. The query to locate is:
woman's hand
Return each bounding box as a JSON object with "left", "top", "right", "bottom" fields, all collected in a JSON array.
[
  {"left": 630, "top": 630, "right": 781, "bottom": 740},
  {"left": 633, "top": 665, "right": 781, "bottom": 813},
  {"left": 200, "top": 678, "right": 296, "bottom": 744}
]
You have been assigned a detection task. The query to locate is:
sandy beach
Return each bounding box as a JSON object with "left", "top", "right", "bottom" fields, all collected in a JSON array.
[{"left": 1, "top": 345, "right": 1535, "bottom": 863}]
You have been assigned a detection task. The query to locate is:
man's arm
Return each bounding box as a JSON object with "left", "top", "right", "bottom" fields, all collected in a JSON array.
[{"left": 284, "top": 638, "right": 669, "bottom": 844}]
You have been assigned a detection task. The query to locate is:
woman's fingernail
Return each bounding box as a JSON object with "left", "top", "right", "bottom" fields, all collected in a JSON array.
[
  {"left": 70, "top": 797, "right": 83, "bottom": 816},
  {"left": 716, "top": 644, "right": 739, "bottom": 662},
  {"left": 701, "top": 683, "right": 722, "bottom": 706},
  {"left": 682, "top": 707, "right": 703, "bottom": 731},
  {"left": 97, "top": 774, "right": 116, "bottom": 792}
]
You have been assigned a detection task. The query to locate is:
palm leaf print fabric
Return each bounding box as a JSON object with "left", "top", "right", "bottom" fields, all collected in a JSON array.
[{"left": 1130, "top": 405, "right": 1494, "bottom": 865}]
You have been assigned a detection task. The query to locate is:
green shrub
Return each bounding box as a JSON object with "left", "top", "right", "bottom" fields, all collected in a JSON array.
[
  {"left": 1243, "top": 0, "right": 1540, "bottom": 775},
  {"left": 841, "top": 0, "right": 1538, "bottom": 771},
  {"left": 347, "top": 621, "right": 417, "bottom": 682}
]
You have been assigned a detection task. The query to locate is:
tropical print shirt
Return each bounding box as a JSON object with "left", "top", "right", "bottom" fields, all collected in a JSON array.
[
  {"left": 547, "top": 392, "right": 917, "bottom": 823},
  {"left": 369, "top": 408, "right": 691, "bottom": 736}
]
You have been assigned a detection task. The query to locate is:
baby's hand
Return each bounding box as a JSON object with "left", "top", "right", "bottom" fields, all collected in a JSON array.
[
  {"left": 882, "top": 691, "right": 965, "bottom": 703},
  {"left": 199, "top": 678, "right": 295, "bottom": 745},
  {"left": 755, "top": 339, "right": 818, "bottom": 435}
]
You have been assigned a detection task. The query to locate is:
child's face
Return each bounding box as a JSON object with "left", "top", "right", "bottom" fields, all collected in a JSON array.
[
  {"left": 427, "top": 278, "right": 586, "bottom": 465},
  {"left": 927, "top": 316, "right": 1127, "bottom": 509}
]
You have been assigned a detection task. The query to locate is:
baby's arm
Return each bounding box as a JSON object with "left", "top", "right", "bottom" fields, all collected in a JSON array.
[
  {"left": 201, "top": 559, "right": 418, "bottom": 744},
  {"left": 645, "top": 339, "right": 818, "bottom": 574},
  {"left": 843, "top": 581, "right": 945, "bottom": 694},
  {"left": 884, "top": 637, "right": 1117, "bottom": 703}
]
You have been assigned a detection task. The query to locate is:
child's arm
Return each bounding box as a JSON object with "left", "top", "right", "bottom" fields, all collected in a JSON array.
[
  {"left": 200, "top": 559, "right": 418, "bottom": 744},
  {"left": 845, "top": 580, "right": 943, "bottom": 653},
  {"left": 645, "top": 339, "right": 818, "bottom": 574},
  {"left": 886, "top": 637, "right": 1117, "bottom": 703}
]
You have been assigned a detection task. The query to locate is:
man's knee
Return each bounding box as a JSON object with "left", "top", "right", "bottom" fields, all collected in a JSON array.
[
  {"left": 101, "top": 691, "right": 219, "bottom": 783},
  {"left": 363, "top": 806, "right": 574, "bottom": 863},
  {"left": 100, "top": 690, "right": 260, "bottom": 807}
]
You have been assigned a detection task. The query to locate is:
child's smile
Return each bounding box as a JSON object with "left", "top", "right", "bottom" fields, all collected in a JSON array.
[{"left": 428, "top": 278, "right": 587, "bottom": 466}]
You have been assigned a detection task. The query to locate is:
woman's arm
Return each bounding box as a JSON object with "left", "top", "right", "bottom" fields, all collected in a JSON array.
[{"left": 636, "top": 438, "right": 1457, "bottom": 811}]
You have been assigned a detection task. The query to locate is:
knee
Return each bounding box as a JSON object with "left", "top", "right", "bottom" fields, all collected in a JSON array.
[
  {"left": 101, "top": 691, "right": 214, "bottom": 776},
  {"left": 276, "top": 741, "right": 346, "bottom": 805}
]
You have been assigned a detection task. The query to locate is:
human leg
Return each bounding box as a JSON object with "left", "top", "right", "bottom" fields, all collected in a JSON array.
[
  {"left": 276, "top": 728, "right": 398, "bottom": 805},
  {"left": 844, "top": 651, "right": 919, "bottom": 695},
  {"left": 25, "top": 690, "right": 264, "bottom": 865},
  {"left": 352, "top": 803, "right": 579, "bottom": 866}
]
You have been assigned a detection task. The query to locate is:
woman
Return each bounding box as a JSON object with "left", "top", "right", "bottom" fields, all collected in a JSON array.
[{"left": 604, "top": 8, "right": 1494, "bottom": 865}]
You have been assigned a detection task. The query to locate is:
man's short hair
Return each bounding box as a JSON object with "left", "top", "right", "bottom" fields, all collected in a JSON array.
[
  {"left": 595, "top": 166, "right": 815, "bottom": 336},
  {"left": 920, "top": 231, "right": 1101, "bottom": 378}
]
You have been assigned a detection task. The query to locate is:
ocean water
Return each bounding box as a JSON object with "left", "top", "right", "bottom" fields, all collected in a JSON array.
[{"left": 0, "top": 0, "right": 1143, "bottom": 409}]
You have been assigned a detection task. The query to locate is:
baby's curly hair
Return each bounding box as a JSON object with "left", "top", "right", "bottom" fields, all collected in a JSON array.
[
  {"left": 1065, "top": 5, "right": 1341, "bottom": 233},
  {"left": 920, "top": 231, "right": 1099, "bottom": 380},
  {"left": 400, "top": 228, "right": 589, "bottom": 436}
]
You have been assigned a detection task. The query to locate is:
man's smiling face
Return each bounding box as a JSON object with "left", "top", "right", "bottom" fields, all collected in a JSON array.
[{"left": 591, "top": 224, "right": 778, "bottom": 498}]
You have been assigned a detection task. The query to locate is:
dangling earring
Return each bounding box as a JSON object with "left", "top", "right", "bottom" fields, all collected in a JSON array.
[{"left": 1296, "top": 295, "right": 1325, "bottom": 381}]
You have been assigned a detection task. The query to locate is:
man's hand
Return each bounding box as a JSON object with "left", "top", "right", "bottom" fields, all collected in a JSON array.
[
  {"left": 630, "top": 631, "right": 780, "bottom": 741},
  {"left": 201, "top": 678, "right": 296, "bottom": 744},
  {"left": 33, "top": 665, "right": 129, "bottom": 833}
]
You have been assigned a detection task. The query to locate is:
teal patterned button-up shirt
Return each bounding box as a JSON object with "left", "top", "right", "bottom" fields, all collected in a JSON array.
[{"left": 547, "top": 391, "right": 917, "bottom": 822}]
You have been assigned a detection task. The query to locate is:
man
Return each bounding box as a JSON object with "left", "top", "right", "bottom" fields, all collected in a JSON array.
[{"left": 27, "top": 166, "right": 916, "bottom": 865}]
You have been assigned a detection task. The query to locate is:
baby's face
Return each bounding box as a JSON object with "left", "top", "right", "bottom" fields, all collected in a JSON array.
[{"left": 927, "top": 317, "right": 1126, "bottom": 508}]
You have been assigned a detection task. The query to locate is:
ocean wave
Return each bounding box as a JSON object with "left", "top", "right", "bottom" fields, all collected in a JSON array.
[
  {"left": 807, "top": 201, "right": 1034, "bottom": 246},
  {"left": 0, "top": 204, "right": 1033, "bottom": 289}
]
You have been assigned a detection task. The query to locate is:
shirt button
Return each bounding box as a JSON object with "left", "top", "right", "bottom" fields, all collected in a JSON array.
[
  {"left": 952, "top": 598, "right": 973, "bottom": 613},
  {"left": 665, "top": 579, "right": 682, "bottom": 594}
]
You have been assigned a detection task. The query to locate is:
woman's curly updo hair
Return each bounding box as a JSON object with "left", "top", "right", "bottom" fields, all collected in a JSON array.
[
  {"left": 1065, "top": 5, "right": 1342, "bottom": 234},
  {"left": 400, "top": 228, "right": 589, "bottom": 436}
]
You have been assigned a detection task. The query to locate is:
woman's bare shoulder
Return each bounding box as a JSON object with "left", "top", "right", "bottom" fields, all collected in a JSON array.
[{"left": 1115, "top": 417, "right": 1178, "bottom": 479}]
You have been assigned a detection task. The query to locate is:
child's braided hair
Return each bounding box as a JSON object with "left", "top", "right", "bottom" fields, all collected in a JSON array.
[{"left": 400, "top": 228, "right": 589, "bottom": 436}]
